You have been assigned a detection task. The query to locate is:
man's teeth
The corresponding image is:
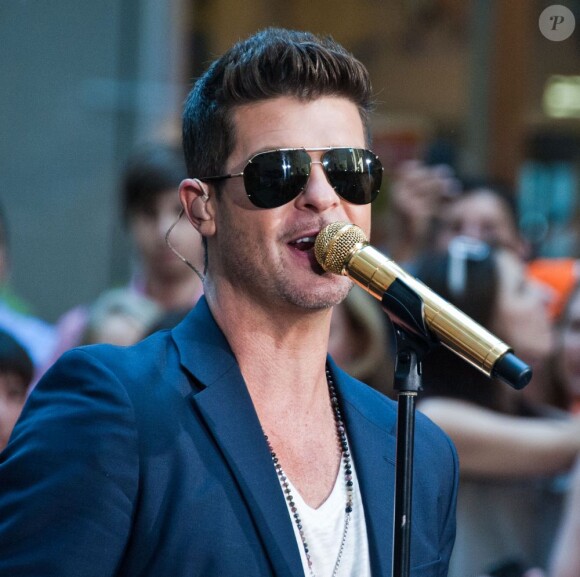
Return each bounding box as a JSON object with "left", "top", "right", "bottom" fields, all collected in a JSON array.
[{"left": 295, "top": 236, "right": 316, "bottom": 244}]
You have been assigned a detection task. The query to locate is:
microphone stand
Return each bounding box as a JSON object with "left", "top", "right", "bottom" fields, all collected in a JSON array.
[
  {"left": 391, "top": 326, "right": 431, "bottom": 577},
  {"left": 380, "top": 281, "right": 436, "bottom": 577}
]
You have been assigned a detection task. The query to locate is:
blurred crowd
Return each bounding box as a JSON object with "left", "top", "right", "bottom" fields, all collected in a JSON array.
[{"left": 1, "top": 142, "right": 580, "bottom": 577}]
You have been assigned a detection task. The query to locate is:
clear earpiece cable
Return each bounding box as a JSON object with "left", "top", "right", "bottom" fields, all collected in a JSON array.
[{"left": 165, "top": 208, "right": 205, "bottom": 283}]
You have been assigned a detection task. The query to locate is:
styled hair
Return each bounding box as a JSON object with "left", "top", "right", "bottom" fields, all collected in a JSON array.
[
  {"left": 0, "top": 329, "right": 33, "bottom": 388},
  {"left": 121, "top": 143, "right": 187, "bottom": 222},
  {"left": 182, "top": 28, "right": 374, "bottom": 181}
]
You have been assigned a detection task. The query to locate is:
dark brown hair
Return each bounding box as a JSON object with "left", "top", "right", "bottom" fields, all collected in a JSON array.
[
  {"left": 182, "top": 28, "right": 374, "bottom": 183},
  {"left": 121, "top": 143, "right": 186, "bottom": 222}
]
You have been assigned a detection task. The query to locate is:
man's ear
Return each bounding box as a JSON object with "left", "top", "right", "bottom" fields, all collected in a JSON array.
[{"left": 179, "top": 178, "right": 216, "bottom": 237}]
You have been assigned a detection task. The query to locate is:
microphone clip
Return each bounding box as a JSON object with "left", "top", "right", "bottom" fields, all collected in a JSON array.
[{"left": 381, "top": 278, "right": 438, "bottom": 351}]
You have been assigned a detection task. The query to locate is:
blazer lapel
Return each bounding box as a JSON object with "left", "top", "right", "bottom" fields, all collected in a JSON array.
[
  {"left": 330, "top": 359, "right": 397, "bottom": 577},
  {"left": 171, "top": 299, "right": 397, "bottom": 577},
  {"left": 172, "top": 298, "right": 303, "bottom": 577}
]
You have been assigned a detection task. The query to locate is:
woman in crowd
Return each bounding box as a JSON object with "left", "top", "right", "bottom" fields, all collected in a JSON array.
[{"left": 414, "top": 236, "right": 580, "bottom": 577}]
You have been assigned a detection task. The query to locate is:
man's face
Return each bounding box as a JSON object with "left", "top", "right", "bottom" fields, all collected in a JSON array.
[
  {"left": 207, "top": 95, "right": 372, "bottom": 311},
  {"left": 129, "top": 189, "right": 204, "bottom": 281}
]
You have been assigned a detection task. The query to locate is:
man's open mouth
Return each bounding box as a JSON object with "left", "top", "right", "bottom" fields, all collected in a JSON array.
[{"left": 289, "top": 236, "right": 316, "bottom": 251}]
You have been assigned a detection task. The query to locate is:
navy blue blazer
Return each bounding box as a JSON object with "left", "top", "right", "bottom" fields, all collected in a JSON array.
[{"left": 0, "top": 297, "right": 458, "bottom": 577}]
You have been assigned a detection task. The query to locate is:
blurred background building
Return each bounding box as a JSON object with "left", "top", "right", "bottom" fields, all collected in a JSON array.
[{"left": 1, "top": 0, "right": 579, "bottom": 321}]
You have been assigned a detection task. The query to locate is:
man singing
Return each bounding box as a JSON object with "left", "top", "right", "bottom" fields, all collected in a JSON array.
[{"left": 0, "top": 28, "right": 458, "bottom": 576}]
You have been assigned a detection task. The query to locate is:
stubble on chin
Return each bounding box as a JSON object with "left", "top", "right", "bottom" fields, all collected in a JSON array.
[{"left": 276, "top": 272, "right": 354, "bottom": 310}]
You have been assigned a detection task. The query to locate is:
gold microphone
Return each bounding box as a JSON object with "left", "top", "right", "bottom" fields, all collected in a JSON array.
[{"left": 315, "top": 221, "right": 532, "bottom": 390}]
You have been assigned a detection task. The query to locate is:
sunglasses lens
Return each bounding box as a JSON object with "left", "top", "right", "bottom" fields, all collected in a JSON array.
[
  {"left": 323, "top": 148, "right": 383, "bottom": 205},
  {"left": 244, "top": 149, "right": 310, "bottom": 208}
]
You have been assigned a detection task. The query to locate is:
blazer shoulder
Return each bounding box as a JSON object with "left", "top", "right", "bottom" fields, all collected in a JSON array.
[{"left": 82, "top": 329, "right": 175, "bottom": 370}]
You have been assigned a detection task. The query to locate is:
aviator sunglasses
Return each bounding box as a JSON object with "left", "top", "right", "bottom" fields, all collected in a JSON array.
[{"left": 199, "top": 147, "right": 383, "bottom": 209}]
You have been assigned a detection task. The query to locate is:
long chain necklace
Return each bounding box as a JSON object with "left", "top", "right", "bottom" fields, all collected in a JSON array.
[{"left": 264, "top": 368, "right": 354, "bottom": 577}]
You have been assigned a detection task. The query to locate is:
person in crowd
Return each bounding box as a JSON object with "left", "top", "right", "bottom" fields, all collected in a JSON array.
[
  {"left": 433, "top": 183, "right": 578, "bottom": 322},
  {"left": 120, "top": 143, "right": 205, "bottom": 309},
  {"left": 415, "top": 237, "right": 580, "bottom": 577},
  {"left": 80, "top": 288, "right": 161, "bottom": 346},
  {"left": 49, "top": 142, "right": 204, "bottom": 360},
  {"left": 429, "top": 183, "right": 575, "bottom": 408},
  {"left": 385, "top": 172, "right": 578, "bottom": 325},
  {"left": 0, "top": 329, "right": 34, "bottom": 453},
  {"left": 0, "top": 28, "right": 458, "bottom": 576}
]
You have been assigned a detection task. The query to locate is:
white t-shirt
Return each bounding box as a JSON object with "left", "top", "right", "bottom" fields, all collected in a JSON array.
[{"left": 283, "top": 457, "right": 371, "bottom": 577}]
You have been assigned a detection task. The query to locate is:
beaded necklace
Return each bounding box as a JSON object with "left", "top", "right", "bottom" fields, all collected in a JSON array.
[{"left": 265, "top": 368, "right": 354, "bottom": 577}]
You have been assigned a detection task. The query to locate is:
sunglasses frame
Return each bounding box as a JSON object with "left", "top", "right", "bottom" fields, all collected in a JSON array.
[{"left": 200, "top": 146, "right": 383, "bottom": 209}]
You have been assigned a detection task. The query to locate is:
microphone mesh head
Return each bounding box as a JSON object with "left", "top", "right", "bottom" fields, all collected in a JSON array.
[{"left": 314, "top": 222, "right": 368, "bottom": 275}]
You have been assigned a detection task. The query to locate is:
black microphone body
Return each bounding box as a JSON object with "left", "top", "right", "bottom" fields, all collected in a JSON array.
[{"left": 315, "top": 222, "right": 532, "bottom": 390}]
